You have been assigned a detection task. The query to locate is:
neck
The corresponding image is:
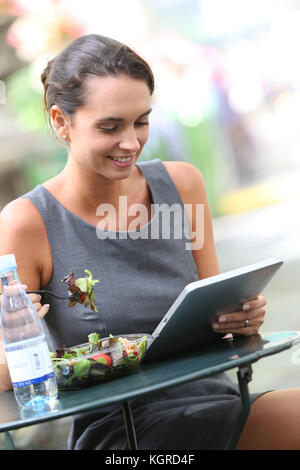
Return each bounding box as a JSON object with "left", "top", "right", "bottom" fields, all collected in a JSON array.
[{"left": 56, "top": 156, "right": 137, "bottom": 210}]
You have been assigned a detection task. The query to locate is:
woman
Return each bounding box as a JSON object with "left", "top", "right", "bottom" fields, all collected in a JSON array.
[{"left": 0, "top": 34, "right": 299, "bottom": 450}]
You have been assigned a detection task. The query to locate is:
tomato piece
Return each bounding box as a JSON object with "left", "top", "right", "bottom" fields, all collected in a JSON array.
[{"left": 90, "top": 353, "right": 111, "bottom": 366}]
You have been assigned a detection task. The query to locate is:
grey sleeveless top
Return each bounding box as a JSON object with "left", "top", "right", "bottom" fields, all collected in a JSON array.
[
  {"left": 22, "top": 158, "right": 264, "bottom": 450},
  {"left": 22, "top": 159, "right": 199, "bottom": 351}
]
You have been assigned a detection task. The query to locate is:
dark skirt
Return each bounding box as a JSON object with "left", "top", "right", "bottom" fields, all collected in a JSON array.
[{"left": 68, "top": 373, "right": 264, "bottom": 450}]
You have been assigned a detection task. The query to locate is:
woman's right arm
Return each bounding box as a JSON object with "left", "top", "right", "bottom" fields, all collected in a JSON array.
[{"left": 0, "top": 198, "right": 51, "bottom": 392}]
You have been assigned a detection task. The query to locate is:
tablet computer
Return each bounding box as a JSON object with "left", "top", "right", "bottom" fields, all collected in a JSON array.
[{"left": 143, "top": 257, "right": 283, "bottom": 363}]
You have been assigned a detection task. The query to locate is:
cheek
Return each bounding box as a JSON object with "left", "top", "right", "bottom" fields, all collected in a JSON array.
[
  {"left": 138, "top": 128, "right": 150, "bottom": 147},
  {"left": 75, "top": 130, "right": 112, "bottom": 153}
]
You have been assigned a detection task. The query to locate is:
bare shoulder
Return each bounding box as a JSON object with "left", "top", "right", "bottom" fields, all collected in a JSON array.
[
  {"left": 0, "top": 197, "right": 45, "bottom": 236},
  {"left": 0, "top": 198, "right": 49, "bottom": 285},
  {"left": 162, "top": 161, "right": 206, "bottom": 203}
]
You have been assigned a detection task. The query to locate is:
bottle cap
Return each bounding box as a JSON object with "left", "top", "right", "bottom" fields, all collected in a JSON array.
[{"left": 0, "top": 254, "right": 17, "bottom": 274}]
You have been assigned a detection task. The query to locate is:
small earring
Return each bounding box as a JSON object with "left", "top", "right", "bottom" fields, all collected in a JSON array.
[{"left": 62, "top": 134, "right": 67, "bottom": 140}]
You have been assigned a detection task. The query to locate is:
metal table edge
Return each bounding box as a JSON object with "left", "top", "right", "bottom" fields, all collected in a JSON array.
[{"left": 1, "top": 332, "right": 299, "bottom": 433}]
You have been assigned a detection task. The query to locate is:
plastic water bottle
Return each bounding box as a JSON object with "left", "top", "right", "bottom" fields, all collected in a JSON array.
[{"left": 0, "top": 254, "right": 58, "bottom": 407}]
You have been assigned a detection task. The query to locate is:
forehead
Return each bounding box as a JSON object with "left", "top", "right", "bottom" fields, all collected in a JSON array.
[{"left": 80, "top": 74, "right": 151, "bottom": 117}]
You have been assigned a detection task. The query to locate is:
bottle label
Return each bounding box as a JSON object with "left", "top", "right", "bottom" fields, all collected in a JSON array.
[{"left": 5, "top": 337, "right": 55, "bottom": 388}]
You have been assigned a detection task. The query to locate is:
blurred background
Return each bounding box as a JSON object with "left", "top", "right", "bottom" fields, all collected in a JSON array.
[{"left": 0, "top": 0, "right": 300, "bottom": 449}]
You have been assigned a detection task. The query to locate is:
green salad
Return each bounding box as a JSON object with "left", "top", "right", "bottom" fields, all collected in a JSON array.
[
  {"left": 61, "top": 270, "right": 99, "bottom": 311},
  {"left": 50, "top": 333, "right": 148, "bottom": 390}
]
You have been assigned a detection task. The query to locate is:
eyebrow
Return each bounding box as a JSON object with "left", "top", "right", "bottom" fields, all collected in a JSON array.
[{"left": 95, "top": 108, "right": 152, "bottom": 123}]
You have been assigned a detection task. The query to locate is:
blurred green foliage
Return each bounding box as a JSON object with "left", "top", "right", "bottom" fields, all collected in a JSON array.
[
  {"left": 6, "top": 65, "right": 68, "bottom": 188},
  {"left": 23, "top": 150, "right": 68, "bottom": 189},
  {"left": 6, "top": 66, "right": 47, "bottom": 134}
]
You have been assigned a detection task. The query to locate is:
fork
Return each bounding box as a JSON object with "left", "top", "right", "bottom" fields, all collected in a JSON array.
[{"left": 27, "top": 290, "right": 80, "bottom": 301}]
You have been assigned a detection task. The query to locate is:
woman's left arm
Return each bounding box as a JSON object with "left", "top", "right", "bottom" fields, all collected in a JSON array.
[{"left": 163, "top": 161, "right": 267, "bottom": 337}]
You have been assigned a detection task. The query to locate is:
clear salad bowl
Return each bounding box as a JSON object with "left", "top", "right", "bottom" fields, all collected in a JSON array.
[{"left": 50, "top": 333, "right": 149, "bottom": 390}]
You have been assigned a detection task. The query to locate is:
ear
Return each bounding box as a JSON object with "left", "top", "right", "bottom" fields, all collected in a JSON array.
[{"left": 50, "top": 105, "right": 70, "bottom": 138}]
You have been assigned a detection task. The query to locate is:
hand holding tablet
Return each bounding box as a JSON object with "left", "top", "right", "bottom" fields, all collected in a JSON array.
[
  {"left": 143, "top": 258, "right": 283, "bottom": 363},
  {"left": 211, "top": 294, "right": 267, "bottom": 336}
]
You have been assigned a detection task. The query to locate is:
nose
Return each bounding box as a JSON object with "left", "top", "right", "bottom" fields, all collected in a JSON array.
[{"left": 118, "top": 127, "right": 141, "bottom": 153}]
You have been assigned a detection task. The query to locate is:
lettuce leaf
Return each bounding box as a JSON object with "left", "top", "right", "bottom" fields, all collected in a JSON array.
[
  {"left": 62, "top": 270, "right": 99, "bottom": 312},
  {"left": 88, "top": 332, "right": 101, "bottom": 352}
]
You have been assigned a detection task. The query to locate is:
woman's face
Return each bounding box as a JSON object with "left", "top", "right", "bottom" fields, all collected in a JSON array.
[{"left": 59, "top": 74, "right": 152, "bottom": 180}]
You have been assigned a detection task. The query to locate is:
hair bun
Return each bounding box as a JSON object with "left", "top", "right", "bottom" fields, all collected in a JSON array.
[{"left": 41, "top": 57, "right": 56, "bottom": 88}]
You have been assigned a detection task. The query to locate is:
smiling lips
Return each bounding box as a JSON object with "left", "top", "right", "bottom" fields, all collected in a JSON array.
[
  {"left": 107, "top": 155, "right": 134, "bottom": 167},
  {"left": 109, "top": 156, "right": 132, "bottom": 162}
]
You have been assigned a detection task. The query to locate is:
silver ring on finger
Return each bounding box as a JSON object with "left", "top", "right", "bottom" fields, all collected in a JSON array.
[{"left": 244, "top": 319, "right": 249, "bottom": 328}]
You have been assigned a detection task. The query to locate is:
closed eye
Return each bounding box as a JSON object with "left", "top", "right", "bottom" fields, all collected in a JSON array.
[
  {"left": 98, "top": 126, "right": 118, "bottom": 132},
  {"left": 98, "top": 122, "right": 149, "bottom": 133}
]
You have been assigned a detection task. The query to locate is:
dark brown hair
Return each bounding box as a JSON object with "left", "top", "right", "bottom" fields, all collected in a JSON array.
[{"left": 41, "top": 34, "right": 154, "bottom": 131}]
